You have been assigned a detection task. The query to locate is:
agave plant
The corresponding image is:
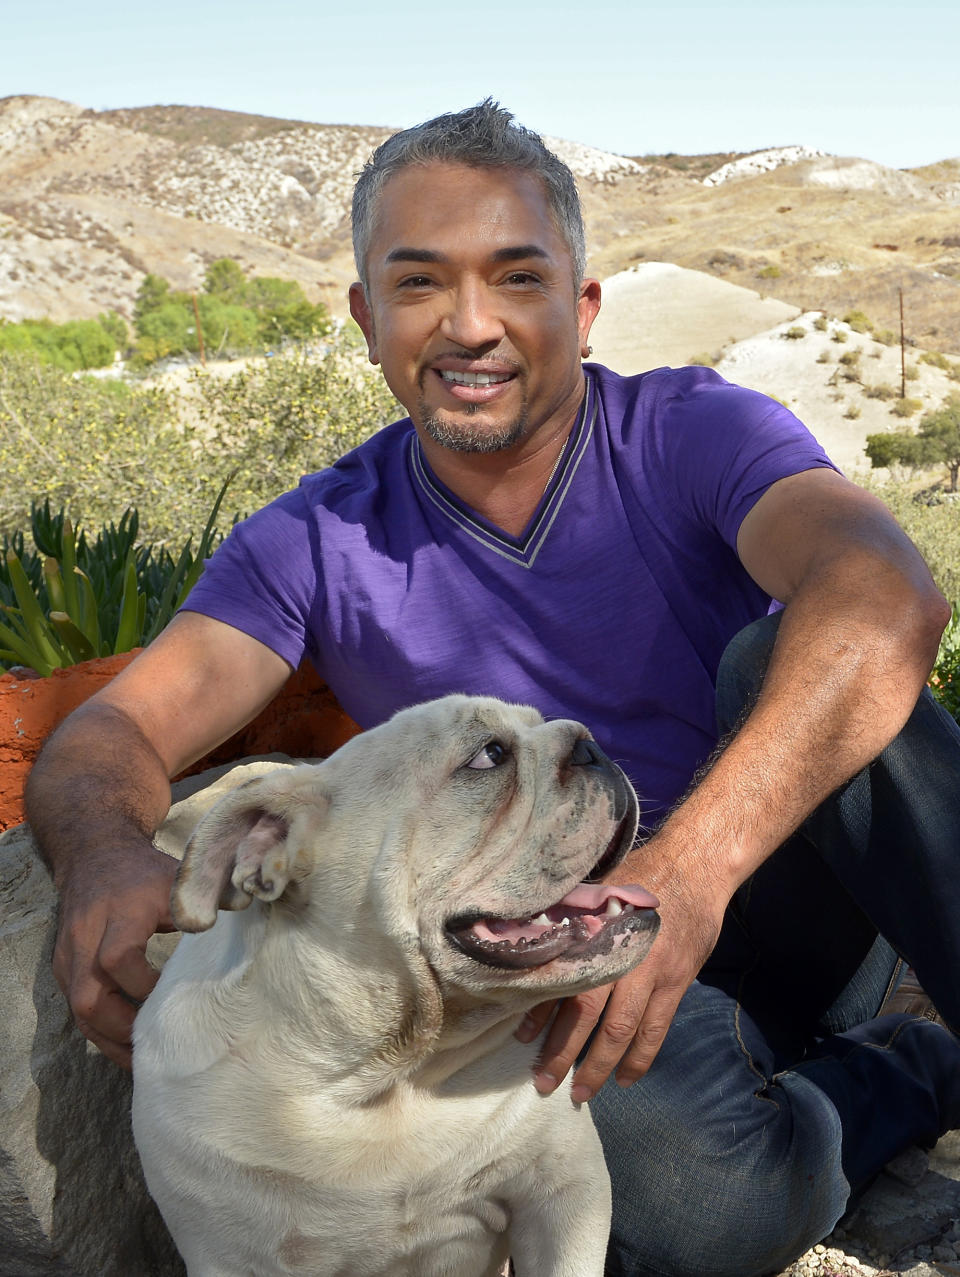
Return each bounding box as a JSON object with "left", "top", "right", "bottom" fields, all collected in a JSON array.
[{"left": 0, "top": 484, "right": 229, "bottom": 676}]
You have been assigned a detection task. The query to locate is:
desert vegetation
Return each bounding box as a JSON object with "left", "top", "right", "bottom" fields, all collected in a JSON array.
[
  {"left": 0, "top": 332, "right": 398, "bottom": 547},
  {"left": 0, "top": 259, "right": 332, "bottom": 372},
  {"left": 1, "top": 340, "right": 958, "bottom": 721},
  {"left": 865, "top": 394, "right": 960, "bottom": 492},
  {"left": 0, "top": 336, "right": 399, "bottom": 672},
  {"left": 0, "top": 313, "right": 127, "bottom": 372},
  {"left": 130, "top": 258, "right": 332, "bottom": 367}
]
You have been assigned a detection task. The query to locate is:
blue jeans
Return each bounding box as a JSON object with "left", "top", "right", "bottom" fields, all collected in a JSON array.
[{"left": 590, "top": 613, "right": 960, "bottom": 1277}]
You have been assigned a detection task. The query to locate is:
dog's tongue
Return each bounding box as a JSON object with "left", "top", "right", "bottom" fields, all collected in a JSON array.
[{"left": 559, "top": 883, "right": 659, "bottom": 910}]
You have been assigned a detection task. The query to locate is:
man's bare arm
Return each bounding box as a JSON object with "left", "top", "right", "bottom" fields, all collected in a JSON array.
[
  {"left": 26, "top": 612, "right": 292, "bottom": 1067},
  {"left": 522, "top": 468, "right": 950, "bottom": 1099}
]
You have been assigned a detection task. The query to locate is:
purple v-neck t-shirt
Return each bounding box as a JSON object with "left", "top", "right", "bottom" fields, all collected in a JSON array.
[{"left": 184, "top": 364, "right": 835, "bottom": 824}]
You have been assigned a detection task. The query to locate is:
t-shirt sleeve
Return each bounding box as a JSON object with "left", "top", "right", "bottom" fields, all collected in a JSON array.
[
  {"left": 179, "top": 487, "right": 319, "bottom": 671},
  {"left": 641, "top": 366, "right": 839, "bottom": 548}
]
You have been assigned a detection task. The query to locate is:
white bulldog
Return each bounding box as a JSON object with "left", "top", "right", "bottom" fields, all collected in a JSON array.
[{"left": 133, "top": 695, "right": 659, "bottom": 1277}]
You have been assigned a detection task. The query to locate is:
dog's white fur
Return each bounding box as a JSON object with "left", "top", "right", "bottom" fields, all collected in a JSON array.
[{"left": 133, "top": 695, "right": 658, "bottom": 1277}]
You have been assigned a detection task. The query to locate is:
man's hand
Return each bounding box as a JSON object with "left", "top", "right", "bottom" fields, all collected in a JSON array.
[
  {"left": 516, "top": 866, "right": 727, "bottom": 1102},
  {"left": 25, "top": 615, "right": 295, "bottom": 1069},
  {"left": 51, "top": 841, "right": 179, "bottom": 1069}
]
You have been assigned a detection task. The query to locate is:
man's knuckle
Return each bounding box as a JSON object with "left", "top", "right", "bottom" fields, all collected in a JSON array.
[
  {"left": 98, "top": 933, "right": 137, "bottom": 973},
  {"left": 70, "top": 992, "right": 99, "bottom": 1024},
  {"left": 600, "top": 1016, "right": 638, "bottom": 1046}
]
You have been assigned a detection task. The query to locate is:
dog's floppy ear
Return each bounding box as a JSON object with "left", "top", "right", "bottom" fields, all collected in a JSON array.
[{"left": 171, "top": 772, "right": 324, "bottom": 933}]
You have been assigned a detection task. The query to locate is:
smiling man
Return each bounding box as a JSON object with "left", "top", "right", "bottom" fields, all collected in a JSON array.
[
  {"left": 348, "top": 160, "right": 600, "bottom": 532},
  {"left": 27, "top": 102, "right": 960, "bottom": 1277}
]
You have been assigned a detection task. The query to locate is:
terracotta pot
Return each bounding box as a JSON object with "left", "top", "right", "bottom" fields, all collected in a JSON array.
[{"left": 0, "top": 654, "right": 360, "bottom": 832}]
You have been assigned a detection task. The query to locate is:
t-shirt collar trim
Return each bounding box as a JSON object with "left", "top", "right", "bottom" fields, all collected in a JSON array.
[{"left": 410, "top": 373, "right": 598, "bottom": 569}]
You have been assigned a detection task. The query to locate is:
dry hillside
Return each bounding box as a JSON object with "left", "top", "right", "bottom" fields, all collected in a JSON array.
[{"left": 1, "top": 96, "right": 959, "bottom": 357}]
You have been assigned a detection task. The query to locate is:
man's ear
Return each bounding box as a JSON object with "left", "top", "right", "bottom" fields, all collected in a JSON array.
[
  {"left": 349, "top": 282, "right": 379, "bottom": 366},
  {"left": 577, "top": 277, "right": 601, "bottom": 358}
]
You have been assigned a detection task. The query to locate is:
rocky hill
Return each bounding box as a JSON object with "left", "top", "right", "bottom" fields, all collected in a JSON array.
[{"left": 1, "top": 95, "right": 959, "bottom": 354}]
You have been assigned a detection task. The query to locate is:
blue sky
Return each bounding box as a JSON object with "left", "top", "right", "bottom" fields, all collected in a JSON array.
[{"left": 4, "top": 0, "right": 956, "bottom": 169}]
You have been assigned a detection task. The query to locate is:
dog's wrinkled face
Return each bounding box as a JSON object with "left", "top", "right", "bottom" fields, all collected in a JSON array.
[
  {"left": 173, "top": 696, "right": 659, "bottom": 1002},
  {"left": 403, "top": 700, "right": 658, "bottom": 995}
]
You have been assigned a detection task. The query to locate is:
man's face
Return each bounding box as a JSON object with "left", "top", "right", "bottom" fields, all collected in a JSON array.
[{"left": 349, "top": 162, "right": 600, "bottom": 455}]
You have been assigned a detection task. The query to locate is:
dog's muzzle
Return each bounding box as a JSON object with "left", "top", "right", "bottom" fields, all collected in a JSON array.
[{"left": 445, "top": 757, "right": 659, "bottom": 970}]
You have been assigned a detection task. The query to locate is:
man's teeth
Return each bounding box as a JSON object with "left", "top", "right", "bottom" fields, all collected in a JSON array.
[{"left": 439, "top": 370, "right": 510, "bottom": 386}]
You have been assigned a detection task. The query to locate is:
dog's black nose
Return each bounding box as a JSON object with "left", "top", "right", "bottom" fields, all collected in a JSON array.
[{"left": 570, "top": 737, "right": 606, "bottom": 769}]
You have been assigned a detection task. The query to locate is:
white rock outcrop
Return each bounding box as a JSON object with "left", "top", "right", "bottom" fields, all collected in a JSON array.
[{"left": 703, "top": 145, "right": 828, "bottom": 185}]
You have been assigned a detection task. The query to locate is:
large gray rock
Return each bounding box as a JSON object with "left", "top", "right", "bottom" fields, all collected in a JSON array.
[{"left": 0, "top": 757, "right": 293, "bottom": 1277}]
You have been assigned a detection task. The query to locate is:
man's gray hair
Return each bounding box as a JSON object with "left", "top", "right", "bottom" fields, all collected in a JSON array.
[{"left": 352, "top": 99, "right": 586, "bottom": 293}]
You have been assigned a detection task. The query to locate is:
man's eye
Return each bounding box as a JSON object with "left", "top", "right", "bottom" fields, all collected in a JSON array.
[
  {"left": 505, "top": 272, "right": 539, "bottom": 285},
  {"left": 398, "top": 275, "right": 433, "bottom": 288},
  {"left": 466, "top": 741, "right": 509, "bottom": 770}
]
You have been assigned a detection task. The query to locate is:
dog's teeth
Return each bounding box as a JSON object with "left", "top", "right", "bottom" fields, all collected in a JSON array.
[
  {"left": 623, "top": 904, "right": 634, "bottom": 914},
  {"left": 533, "top": 913, "right": 550, "bottom": 926},
  {"left": 560, "top": 917, "right": 571, "bottom": 927},
  {"left": 605, "top": 898, "right": 623, "bottom": 918}
]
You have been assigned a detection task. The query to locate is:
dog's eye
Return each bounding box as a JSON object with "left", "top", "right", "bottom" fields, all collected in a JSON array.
[{"left": 466, "top": 740, "right": 509, "bottom": 770}]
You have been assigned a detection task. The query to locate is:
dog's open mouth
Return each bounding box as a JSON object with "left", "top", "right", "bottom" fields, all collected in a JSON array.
[{"left": 446, "top": 881, "right": 659, "bottom": 969}]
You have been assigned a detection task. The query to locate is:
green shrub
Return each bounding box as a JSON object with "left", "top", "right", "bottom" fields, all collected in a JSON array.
[
  {"left": 783, "top": 326, "right": 806, "bottom": 340},
  {"left": 0, "top": 334, "right": 400, "bottom": 546},
  {"left": 0, "top": 493, "right": 226, "bottom": 674},
  {"left": 872, "top": 328, "right": 900, "bottom": 347},
  {"left": 133, "top": 301, "right": 194, "bottom": 364},
  {"left": 130, "top": 260, "right": 334, "bottom": 367},
  {"left": 891, "top": 397, "right": 923, "bottom": 418},
  {"left": 0, "top": 315, "right": 124, "bottom": 371},
  {"left": 831, "top": 329, "right": 848, "bottom": 344},
  {"left": 813, "top": 314, "right": 829, "bottom": 332},
  {"left": 842, "top": 310, "right": 873, "bottom": 334},
  {"left": 919, "top": 351, "right": 960, "bottom": 378},
  {"left": 921, "top": 351, "right": 951, "bottom": 370},
  {"left": 863, "top": 383, "right": 899, "bottom": 400},
  {"left": 0, "top": 354, "right": 186, "bottom": 540},
  {"left": 865, "top": 394, "right": 960, "bottom": 488},
  {"left": 757, "top": 265, "right": 781, "bottom": 279},
  {"left": 919, "top": 349, "right": 954, "bottom": 370},
  {"left": 837, "top": 351, "right": 860, "bottom": 383}
]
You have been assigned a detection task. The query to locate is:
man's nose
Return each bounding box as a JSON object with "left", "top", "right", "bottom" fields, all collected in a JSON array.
[{"left": 439, "top": 280, "right": 505, "bottom": 349}]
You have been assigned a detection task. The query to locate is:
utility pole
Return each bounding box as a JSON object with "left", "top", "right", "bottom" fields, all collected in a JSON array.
[{"left": 899, "top": 286, "right": 906, "bottom": 400}]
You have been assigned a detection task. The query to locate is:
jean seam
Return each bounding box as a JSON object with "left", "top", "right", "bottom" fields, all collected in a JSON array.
[
  {"left": 771, "top": 1018, "right": 927, "bottom": 1089},
  {"left": 733, "top": 994, "right": 781, "bottom": 1111}
]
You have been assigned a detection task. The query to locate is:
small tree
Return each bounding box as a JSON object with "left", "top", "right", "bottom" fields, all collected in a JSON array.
[
  {"left": 865, "top": 430, "right": 914, "bottom": 472},
  {"left": 134, "top": 274, "right": 172, "bottom": 325},
  {"left": 203, "top": 258, "right": 248, "bottom": 303},
  {"left": 865, "top": 394, "right": 960, "bottom": 491},
  {"left": 917, "top": 394, "right": 960, "bottom": 491}
]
